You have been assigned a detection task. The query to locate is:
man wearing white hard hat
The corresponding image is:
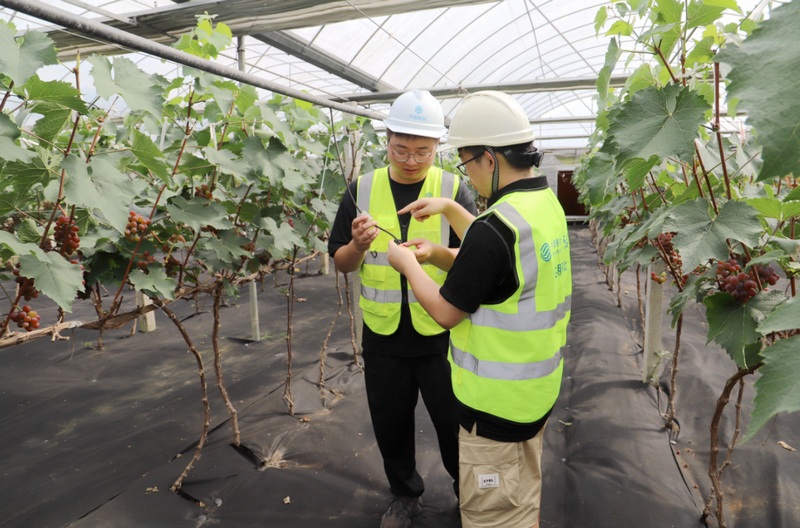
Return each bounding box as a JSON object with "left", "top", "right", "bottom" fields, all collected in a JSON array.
[
  {"left": 387, "top": 90, "right": 572, "bottom": 528},
  {"left": 328, "top": 89, "right": 477, "bottom": 528}
]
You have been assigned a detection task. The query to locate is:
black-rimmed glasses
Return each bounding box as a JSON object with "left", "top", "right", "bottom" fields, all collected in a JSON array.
[
  {"left": 456, "top": 151, "right": 485, "bottom": 176},
  {"left": 390, "top": 147, "right": 434, "bottom": 164}
]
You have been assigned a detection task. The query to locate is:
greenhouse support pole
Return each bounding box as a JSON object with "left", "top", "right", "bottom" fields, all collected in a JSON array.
[
  {"left": 237, "top": 35, "right": 246, "bottom": 73},
  {"left": 231, "top": 34, "right": 260, "bottom": 341},
  {"left": 642, "top": 261, "right": 666, "bottom": 385},
  {"left": 0, "top": 0, "right": 386, "bottom": 120}
]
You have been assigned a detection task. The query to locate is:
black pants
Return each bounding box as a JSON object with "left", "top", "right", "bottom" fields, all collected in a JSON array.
[{"left": 363, "top": 349, "right": 459, "bottom": 498}]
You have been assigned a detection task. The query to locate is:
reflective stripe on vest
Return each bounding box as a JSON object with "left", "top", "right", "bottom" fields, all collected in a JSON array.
[
  {"left": 357, "top": 166, "right": 458, "bottom": 336},
  {"left": 451, "top": 345, "right": 564, "bottom": 381},
  {"left": 449, "top": 190, "right": 571, "bottom": 423}
]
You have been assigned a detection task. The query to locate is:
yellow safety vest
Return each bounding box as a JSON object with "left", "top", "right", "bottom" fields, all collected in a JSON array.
[
  {"left": 449, "top": 187, "right": 572, "bottom": 423},
  {"left": 357, "top": 166, "right": 459, "bottom": 336}
]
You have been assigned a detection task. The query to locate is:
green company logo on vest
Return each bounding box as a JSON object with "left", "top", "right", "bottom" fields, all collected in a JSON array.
[{"left": 540, "top": 242, "right": 552, "bottom": 262}]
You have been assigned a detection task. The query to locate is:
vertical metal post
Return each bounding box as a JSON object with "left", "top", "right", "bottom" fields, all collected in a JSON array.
[{"left": 237, "top": 35, "right": 246, "bottom": 73}]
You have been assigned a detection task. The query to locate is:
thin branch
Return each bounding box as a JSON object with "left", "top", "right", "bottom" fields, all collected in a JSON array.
[
  {"left": 695, "top": 142, "right": 719, "bottom": 215},
  {"left": 152, "top": 298, "right": 211, "bottom": 493},
  {"left": 702, "top": 363, "right": 761, "bottom": 528},
  {"left": 212, "top": 281, "right": 241, "bottom": 445},
  {"left": 0, "top": 80, "right": 13, "bottom": 112}
]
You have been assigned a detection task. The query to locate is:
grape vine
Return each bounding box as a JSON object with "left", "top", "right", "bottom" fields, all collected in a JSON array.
[
  {"left": 0, "top": 15, "right": 380, "bottom": 495},
  {"left": 576, "top": 1, "right": 800, "bottom": 526}
]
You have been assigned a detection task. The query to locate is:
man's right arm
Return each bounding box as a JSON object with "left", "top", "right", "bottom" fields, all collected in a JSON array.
[
  {"left": 333, "top": 214, "right": 378, "bottom": 273},
  {"left": 328, "top": 180, "right": 381, "bottom": 273}
]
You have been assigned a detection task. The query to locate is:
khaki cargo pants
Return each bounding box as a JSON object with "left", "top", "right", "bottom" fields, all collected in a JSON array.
[{"left": 458, "top": 424, "right": 545, "bottom": 528}]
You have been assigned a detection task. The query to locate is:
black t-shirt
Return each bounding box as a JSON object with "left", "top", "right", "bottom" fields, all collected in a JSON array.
[
  {"left": 327, "top": 168, "right": 478, "bottom": 358},
  {"left": 441, "top": 176, "right": 553, "bottom": 442}
]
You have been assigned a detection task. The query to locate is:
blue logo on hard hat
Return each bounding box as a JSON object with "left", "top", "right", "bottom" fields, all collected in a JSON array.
[
  {"left": 540, "top": 243, "right": 552, "bottom": 262},
  {"left": 415, "top": 105, "right": 423, "bottom": 115}
]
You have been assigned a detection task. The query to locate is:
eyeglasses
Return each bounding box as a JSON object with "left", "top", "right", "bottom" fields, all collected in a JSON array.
[
  {"left": 455, "top": 151, "right": 485, "bottom": 175},
  {"left": 390, "top": 147, "right": 434, "bottom": 164}
]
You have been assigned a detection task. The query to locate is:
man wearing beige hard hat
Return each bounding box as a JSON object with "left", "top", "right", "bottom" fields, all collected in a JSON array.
[{"left": 388, "top": 90, "right": 572, "bottom": 528}]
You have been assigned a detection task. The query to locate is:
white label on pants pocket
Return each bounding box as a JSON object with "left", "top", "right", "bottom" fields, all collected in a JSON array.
[{"left": 477, "top": 473, "right": 500, "bottom": 489}]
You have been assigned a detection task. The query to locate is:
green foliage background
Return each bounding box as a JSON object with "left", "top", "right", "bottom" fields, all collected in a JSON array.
[
  {"left": 575, "top": 0, "right": 800, "bottom": 442},
  {"left": 0, "top": 17, "right": 383, "bottom": 317}
]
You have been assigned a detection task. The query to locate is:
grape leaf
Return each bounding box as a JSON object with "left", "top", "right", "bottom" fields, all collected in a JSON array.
[
  {"left": 704, "top": 289, "right": 785, "bottom": 368},
  {"left": 597, "top": 39, "right": 621, "bottom": 108},
  {"left": 242, "top": 136, "right": 309, "bottom": 192},
  {"left": 687, "top": 0, "right": 725, "bottom": 29},
  {"left": 2, "top": 157, "right": 51, "bottom": 193},
  {"left": 716, "top": 0, "right": 800, "bottom": 180},
  {"left": 17, "top": 253, "right": 84, "bottom": 312},
  {"left": 0, "top": 231, "right": 49, "bottom": 260},
  {"left": 0, "top": 113, "right": 20, "bottom": 139},
  {"left": 88, "top": 55, "right": 163, "bottom": 118},
  {"left": 31, "top": 102, "right": 72, "bottom": 145},
  {"left": 785, "top": 187, "right": 800, "bottom": 202},
  {"left": 579, "top": 152, "right": 619, "bottom": 204},
  {"left": 622, "top": 156, "right": 659, "bottom": 190},
  {"left": 606, "top": 84, "right": 710, "bottom": 165},
  {"left": 131, "top": 130, "right": 170, "bottom": 183},
  {"left": 0, "top": 188, "right": 30, "bottom": 217},
  {"left": 0, "top": 24, "right": 58, "bottom": 86},
  {"left": 129, "top": 268, "right": 175, "bottom": 300},
  {"left": 15, "top": 218, "right": 42, "bottom": 244},
  {"left": 757, "top": 297, "right": 800, "bottom": 334},
  {"left": 647, "top": 0, "right": 682, "bottom": 58},
  {"left": 745, "top": 335, "right": 800, "bottom": 441},
  {"left": 704, "top": 0, "right": 741, "bottom": 12},
  {"left": 0, "top": 137, "right": 36, "bottom": 163},
  {"left": 206, "top": 230, "right": 251, "bottom": 262},
  {"left": 203, "top": 146, "right": 252, "bottom": 182},
  {"left": 166, "top": 196, "right": 232, "bottom": 233},
  {"left": 260, "top": 217, "right": 303, "bottom": 256},
  {"left": 23, "top": 77, "right": 89, "bottom": 114},
  {"left": 61, "top": 155, "right": 141, "bottom": 233},
  {"left": 666, "top": 199, "right": 762, "bottom": 270},
  {"left": 747, "top": 197, "right": 800, "bottom": 221}
]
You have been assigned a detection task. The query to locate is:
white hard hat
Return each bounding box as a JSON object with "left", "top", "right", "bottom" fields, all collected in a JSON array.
[
  {"left": 447, "top": 91, "right": 535, "bottom": 148},
  {"left": 383, "top": 89, "right": 447, "bottom": 139}
]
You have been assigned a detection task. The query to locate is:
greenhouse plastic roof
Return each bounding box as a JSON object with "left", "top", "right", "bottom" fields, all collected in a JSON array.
[{"left": 0, "top": 0, "right": 769, "bottom": 149}]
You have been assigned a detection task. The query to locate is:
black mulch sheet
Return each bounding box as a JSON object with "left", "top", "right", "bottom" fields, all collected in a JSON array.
[{"left": 1, "top": 226, "right": 798, "bottom": 528}]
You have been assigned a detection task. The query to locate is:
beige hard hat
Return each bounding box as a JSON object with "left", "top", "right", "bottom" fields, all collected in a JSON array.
[
  {"left": 447, "top": 91, "right": 535, "bottom": 148},
  {"left": 383, "top": 89, "right": 447, "bottom": 139}
]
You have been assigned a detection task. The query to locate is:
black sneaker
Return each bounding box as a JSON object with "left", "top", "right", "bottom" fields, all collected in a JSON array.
[{"left": 380, "top": 495, "right": 423, "bottom": 528}]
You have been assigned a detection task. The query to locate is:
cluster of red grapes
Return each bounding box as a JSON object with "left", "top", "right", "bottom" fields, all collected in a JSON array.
[
  {"left": 136, "top": 251, "right": 156, "bottom": 271},
  {"left": 195, "top": 184, "right": 213, "bottom": 199},
  {"left": 53, "top": 215, "right": 80, "bottom": 257},
  {"left": 649, "top": 232, "right": 683, "bottom": 284},
  {"left": 715, "top": 258, "right": 780, "bottom": 303},
  {"left": 656, "top": 232, "right": 682, "bottom": 269},
  {"left": 8, "top": 305, "right": 40, "bottom": 332},
  {"left": 125, "top": 211, "right": 151, "bottom": 243},
  {"left": 12, "top": 264, "right": 39, "bottom": 301},
  {"left": 650, "top": 271, "right": 668, "bottom": 284}
]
